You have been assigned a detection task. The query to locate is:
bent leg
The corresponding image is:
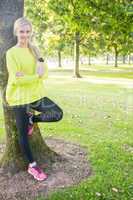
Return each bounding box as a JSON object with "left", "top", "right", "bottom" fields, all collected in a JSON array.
[{"left": 29, "top": 97, "right": 63, "bottom": 123}]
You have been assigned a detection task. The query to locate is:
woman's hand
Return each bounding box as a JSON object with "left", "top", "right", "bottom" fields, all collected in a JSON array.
[
  {"left": 36, "top": 62, "right": 45, "bottom": 77},
  {"left": 16, "top": 71, "right": 24, "bottom": 77}
]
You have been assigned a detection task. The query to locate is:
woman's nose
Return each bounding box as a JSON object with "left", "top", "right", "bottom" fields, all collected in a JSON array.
[{"left": 21, "top": 34, "right": 29, "bottom": 39}]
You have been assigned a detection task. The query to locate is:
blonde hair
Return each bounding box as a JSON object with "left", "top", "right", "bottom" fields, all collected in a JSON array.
[{"left": 13, "top": 17, "right": 41, "bottom": 61}]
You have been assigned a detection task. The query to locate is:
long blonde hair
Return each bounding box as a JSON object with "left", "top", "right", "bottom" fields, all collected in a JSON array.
[{"left": 13, "top": 17, "right": 41, "bottom": 61}]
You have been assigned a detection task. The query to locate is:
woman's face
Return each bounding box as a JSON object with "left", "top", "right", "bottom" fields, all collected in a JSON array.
[{"left": 16, "top": 24, "right": 32, "bottom": 43}]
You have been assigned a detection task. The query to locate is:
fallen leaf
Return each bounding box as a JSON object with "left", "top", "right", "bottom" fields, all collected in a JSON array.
[
  {"left": 96, "top": 192, "right": 102, "bottom": 196},
  {"left": 112, "top": 187, "right": 118, "bottom": 192}
]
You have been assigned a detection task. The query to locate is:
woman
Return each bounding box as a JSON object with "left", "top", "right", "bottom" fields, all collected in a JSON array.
[{"left": 5, "top": 17, "right": 63, "bottom": 181}]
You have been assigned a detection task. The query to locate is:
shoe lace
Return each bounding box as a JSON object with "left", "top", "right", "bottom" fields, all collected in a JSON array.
[{"left": 33, "top": 166, "right": 42, "bottom": 174}]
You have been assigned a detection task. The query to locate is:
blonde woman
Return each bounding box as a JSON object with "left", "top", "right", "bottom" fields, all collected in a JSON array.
[{"left": 6, "top": 17, "right": 63, "bottom": 181}]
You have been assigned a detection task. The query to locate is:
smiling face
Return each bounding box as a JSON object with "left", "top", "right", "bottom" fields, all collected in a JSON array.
[{"left": 16, "top": 24, "right": 32, "bottom": 44}]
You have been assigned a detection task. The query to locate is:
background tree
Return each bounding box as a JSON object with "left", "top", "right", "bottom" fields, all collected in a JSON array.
[
  {"left": 95, "top": 0, "right": 133, "bottom": 67},
  {"left": 25, "top": 0, "right": 133, "bottom": 72}
]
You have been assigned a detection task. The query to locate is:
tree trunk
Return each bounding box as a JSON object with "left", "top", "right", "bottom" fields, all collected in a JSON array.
[
  {"left": 106, "top": 53, "right": 109, "bottom": 65},
  {"left": 58, "top": 50, "right": 62, "bottom": 67},
  {"left": 73, "top": 31, "right": 81, "bottom": 78},
  {"left": 0, "top": 0, "right": 58, "bottom": 174},
  {"left": 88, "top": 54, "right": 91, "bottom": 65},
  {"left": 128, "top": 54, "right": 131, "bottom": 64},
  {"left": 123, "top": 55, "right": 126, "bottom": 64},
  {"left": 114, "top": 45, "right": 118, "bottom": 67}
]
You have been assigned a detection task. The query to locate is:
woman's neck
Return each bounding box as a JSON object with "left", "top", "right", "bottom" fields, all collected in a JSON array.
[{"left": 16, "top": 42, "right": 28, "bottom": 48}]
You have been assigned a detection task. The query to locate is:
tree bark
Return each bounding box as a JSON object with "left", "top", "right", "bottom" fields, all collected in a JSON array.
[
  {"left": 122, "top": 55, "right": 126, "bottom": 64},
  {"left": 114, "top": 45, "right": 118, "bottom": 67},
  {"left": 0, "top": 0, "right": 58, "bottom": 174},
  {"left": 73, "top": 31, "right": 82, "bottom": 78},
  {"left": 106, "top": 53, "right": 109, "bottom": 65},
  {"left": 88, "top": 54, "right": 91, "bottom": 65},
  {"left": 58, "top": 50, "right": 62, "bottom": 67},
  {"left": 128, "top": 54, "right": 131, "bottom": 64}
]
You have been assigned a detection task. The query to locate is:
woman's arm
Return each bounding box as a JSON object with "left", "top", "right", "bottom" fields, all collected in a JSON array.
[
  {"left": 36, "top": 61, "right": 48, "bottom": 80},
  {"left": 33, "top": 46, "right": 49, "bottom": 80},
  {"left": 6, "top": 50, "right": 40, "bottom": 85}
]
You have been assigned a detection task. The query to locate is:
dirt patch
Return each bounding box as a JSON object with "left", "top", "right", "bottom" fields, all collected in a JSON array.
[{"left": 0, "top": 137, "right": 91, "bottom": 200}]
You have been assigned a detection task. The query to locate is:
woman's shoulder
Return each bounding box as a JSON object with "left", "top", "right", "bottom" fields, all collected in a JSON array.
[
  {"left": 6, "top": 45, "right": 16, "bottom": 54},
  {"left": 6, "top": 45, "right": 20, "bottom": 57}
]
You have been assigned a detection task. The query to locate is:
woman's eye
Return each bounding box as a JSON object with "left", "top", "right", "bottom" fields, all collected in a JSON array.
[{"left": 19, "top": 30, "right": 30, "bottom": 33}]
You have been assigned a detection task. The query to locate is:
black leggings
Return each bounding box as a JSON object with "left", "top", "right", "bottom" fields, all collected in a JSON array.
[{"left": 12, "top": 97, "right": 63, "bottom": 163}]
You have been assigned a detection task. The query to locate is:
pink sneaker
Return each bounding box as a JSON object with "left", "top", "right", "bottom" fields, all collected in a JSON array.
[{"left": 28, "top": 165, "right": 48, "bottom": 181}]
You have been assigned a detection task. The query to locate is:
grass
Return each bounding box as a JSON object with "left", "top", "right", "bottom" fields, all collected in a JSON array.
[
  {"left": 51, "top": 64, "right": 133, "bottom": 79},
  {"left": 0, "top": 65, "right": 133, "bottom": 200}
]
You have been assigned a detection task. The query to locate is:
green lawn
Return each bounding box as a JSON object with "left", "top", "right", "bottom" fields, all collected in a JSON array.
[
  {"left": 38, "top": 66, "right": 132, "bottom": 200},
  {"left": 0, "top": 65, "right": 133, "bottom": 200},
  {"left": 51, "top": 64, "right": 133, "bottom": 79}
]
